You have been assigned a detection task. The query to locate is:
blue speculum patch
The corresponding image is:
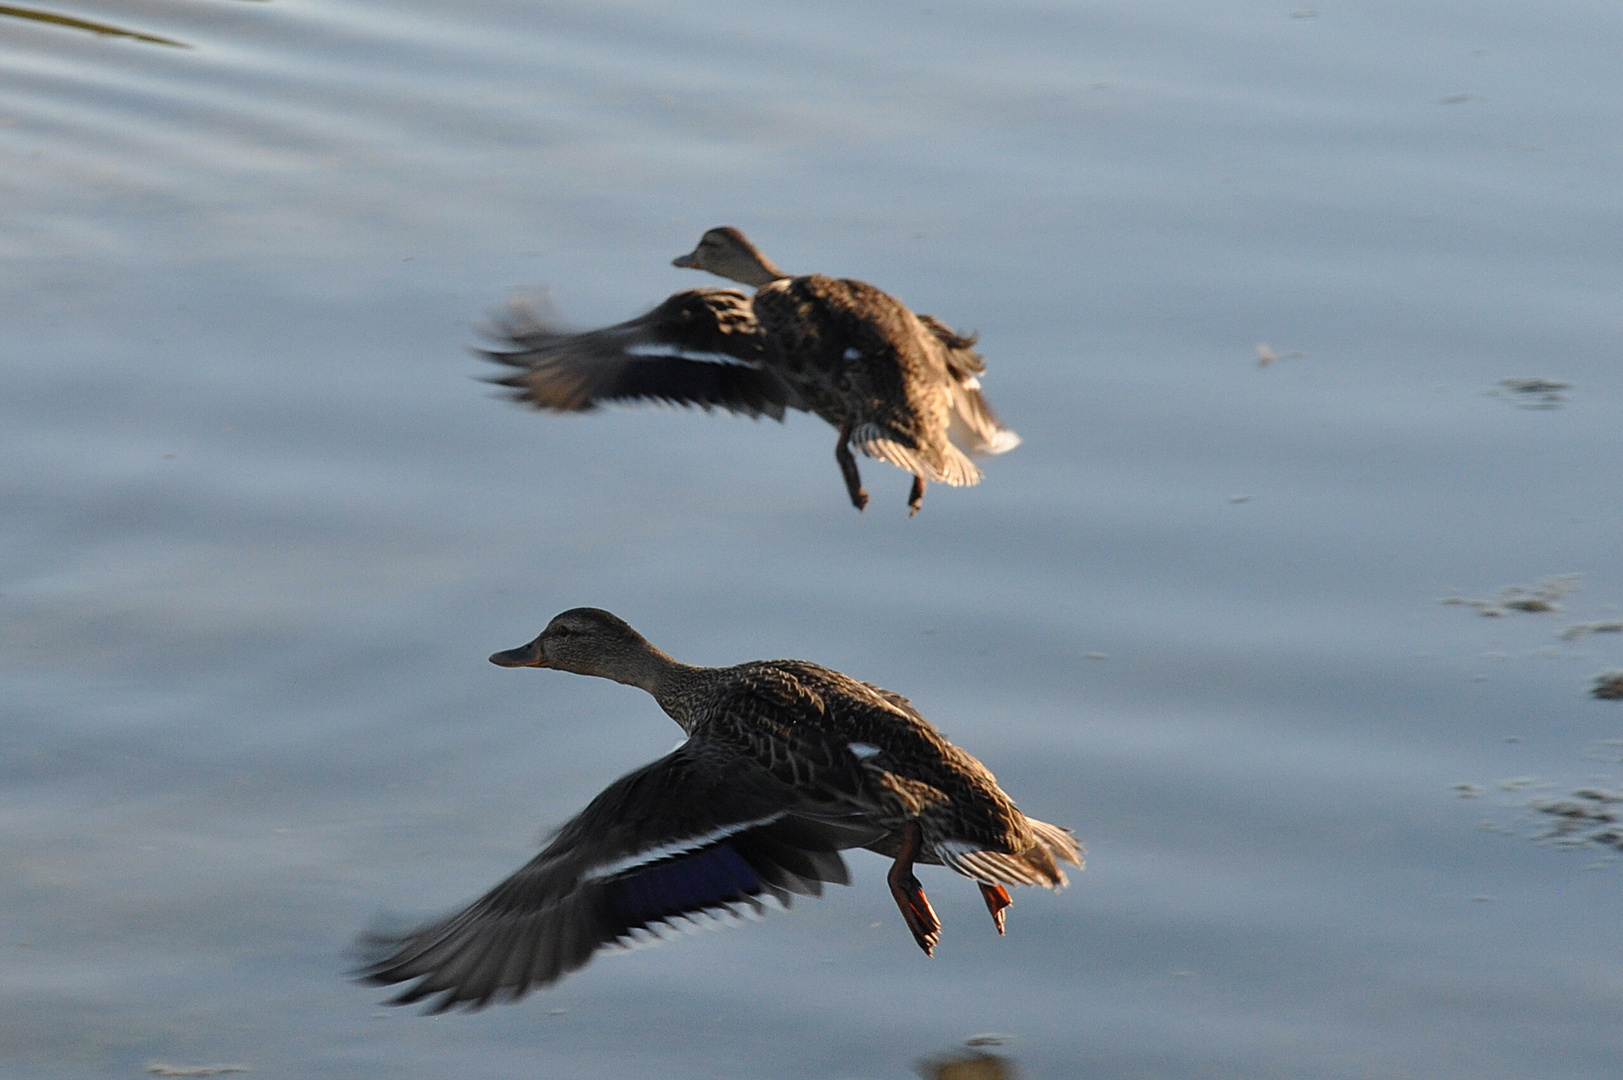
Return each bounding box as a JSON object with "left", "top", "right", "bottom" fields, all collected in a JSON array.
[{"left": 606, "top": 845, "right": 762, "bottom": 924}]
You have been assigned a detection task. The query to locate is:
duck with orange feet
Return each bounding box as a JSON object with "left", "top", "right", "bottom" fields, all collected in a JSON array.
[{"left": 359, "top": 608, "right": 1081, "bottom": 1010}]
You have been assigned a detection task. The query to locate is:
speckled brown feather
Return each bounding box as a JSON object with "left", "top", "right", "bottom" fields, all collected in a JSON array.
[
  {"left": 752, "top": 275, "right": 959, "bottom": 474},
  {"left": 657, "top": 657, "right": 1070, "bottom": 869}
]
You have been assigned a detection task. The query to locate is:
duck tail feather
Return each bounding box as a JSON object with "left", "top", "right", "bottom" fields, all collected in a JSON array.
[
  {"left": 947, "top": 381, "right": 1021, "bottom": 457},
  {"left": 1029, "top": 818, "right": 1085, "bottom": 871},
  {"left": 850, "top": 425, "right": 982, "bottom": 487},
  {"left": 917, "top": 313, "right": 986, "bottom": 374}
]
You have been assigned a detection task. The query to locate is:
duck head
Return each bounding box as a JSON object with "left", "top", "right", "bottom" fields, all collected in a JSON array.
[
  {"left": 672, "top": 227, "right": 788, "bottom": 288},
  {"left": 489, "top": 607, "right": 676, "bottom": 689}
]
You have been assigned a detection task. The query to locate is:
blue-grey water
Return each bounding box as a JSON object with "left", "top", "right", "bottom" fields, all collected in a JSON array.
[{"left": 4, "top": 2, "right": 1623, "bottom": 1077}]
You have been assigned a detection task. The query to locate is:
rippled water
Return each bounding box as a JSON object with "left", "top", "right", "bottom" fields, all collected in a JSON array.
[{"left": 4, "top": 2, "right": 1623, "bottom": 1077}]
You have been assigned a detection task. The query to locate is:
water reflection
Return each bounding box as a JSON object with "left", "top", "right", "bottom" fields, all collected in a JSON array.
[{"left": 0, "top": 3, "right": 189, "bottom": 47}]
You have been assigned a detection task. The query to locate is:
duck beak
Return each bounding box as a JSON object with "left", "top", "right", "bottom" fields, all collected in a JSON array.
[
  {"left": 489, "top": 637, "right": 548, "bottom": 668},
  {"left": 672, "top": 248, "right": 701, "bottom": 269}
]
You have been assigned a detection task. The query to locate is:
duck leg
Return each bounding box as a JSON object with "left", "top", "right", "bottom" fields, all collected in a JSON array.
[
  {"left": 886, "top": 821, "right": 941, "bottom": 956},
  {"left": 977, "top": 882, "right": 1012, "bottom": 935},
  {"left": 835, "top": 424, "right": 869, "bottom": 512},
  {"left": 908, "top": 475, "right": 926, "bottom": 516}
]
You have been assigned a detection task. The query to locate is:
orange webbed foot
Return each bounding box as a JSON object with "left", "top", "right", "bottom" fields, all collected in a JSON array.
[
  {"left": 890, "top": 872, "right": 942, "bottom": 955},
  {"left": 977, "top": 882, "right": 1012, "bottom": 935},
  {"left": 886, "top": 821, "right": 941, "bottom": 955}
]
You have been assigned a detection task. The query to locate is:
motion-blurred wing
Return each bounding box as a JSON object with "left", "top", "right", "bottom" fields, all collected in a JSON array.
[
  {"left": 357, "top": 741, "right": 871, "bottom": 1011},
  {"left": 481, "top": 290, "right": 801, "bottom": 419}
]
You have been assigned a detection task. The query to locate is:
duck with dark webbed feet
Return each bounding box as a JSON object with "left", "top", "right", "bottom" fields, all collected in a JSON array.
[
  {"left": 481, "top": 227, "right": 1020, "bottom": 515},
  {"left": 357, "top": 608, "right": 1081, "bottom": 1011}
]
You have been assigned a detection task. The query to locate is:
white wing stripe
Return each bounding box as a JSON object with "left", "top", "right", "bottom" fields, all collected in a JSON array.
[{"left": 582, "top": 813, "right": 787, "bottom": 882}]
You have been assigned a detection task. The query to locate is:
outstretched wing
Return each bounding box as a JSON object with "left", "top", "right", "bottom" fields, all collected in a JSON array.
[
  {"left": 481, "top": 290, "right": 802, "bottom": 419},
  {"left": 357, "top": 740, "right": 877, "bottom": 1011}
]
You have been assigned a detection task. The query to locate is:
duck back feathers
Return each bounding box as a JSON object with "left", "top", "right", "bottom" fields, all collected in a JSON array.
[{"left": 754, "top": 275, "right": 983, "bottom": 486}]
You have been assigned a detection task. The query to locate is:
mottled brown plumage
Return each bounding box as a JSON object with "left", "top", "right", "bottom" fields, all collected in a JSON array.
[
  {"left": 482, "top": 227, "right": 1020, "bottom": 514},
  {"left": 358, "top": 609, "right": 1081, "bottom": 1011}
]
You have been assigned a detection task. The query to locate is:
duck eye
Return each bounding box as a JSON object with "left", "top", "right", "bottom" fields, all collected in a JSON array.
[{"left": 552, "top": 626, "right": 572, "bottom": 638}]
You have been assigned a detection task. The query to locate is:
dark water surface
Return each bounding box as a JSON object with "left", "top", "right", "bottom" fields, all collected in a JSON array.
[{"left": 4, "top": 2, "right": 1623, "bottom": 1077}]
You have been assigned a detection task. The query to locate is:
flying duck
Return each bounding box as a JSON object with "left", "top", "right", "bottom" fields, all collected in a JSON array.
[
  {"left": 359, "top": 608, "right": 1081, "bottom": 1010},
  {"left": 482, "top": 228, "right": 1021, "bottom": 514}
]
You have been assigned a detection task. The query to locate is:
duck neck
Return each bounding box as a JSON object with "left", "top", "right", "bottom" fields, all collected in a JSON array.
[
  {"left": 597, "top": 646, "right": 703, "bottom": 731},
  {"left": 724, "top": 254, "right": 788, "bottom": 289},
  {"left": 649, "top": 663, "right": 705, "bottom": 732}
]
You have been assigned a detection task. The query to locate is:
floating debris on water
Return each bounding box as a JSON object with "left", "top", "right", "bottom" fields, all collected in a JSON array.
[
  {"left": 1531, "top": 789, "right": 1623, "bottom": 850},
  {"left": 1461, "top": 766, "right": 1623, "bottom": 858},
  {"left": 1228, "top": 494, "right": 1252, "bottom": 504},
  {"left": 1560, "top": 621, "right": 1623, "bottom": 641},
  {"left": 1484, "top": 377, "right": 1569, "bottom": 408},
  {"left": 1439, "top": 575, "right": 1579, "bottom": 617},
  {"left": 1501, "top": 580, "right": 1575, "bottom": 613},
  {"left": 1254, "top": 343, "right": 1306, "bottom": 368},
  {"left": 1440, "top": 93, "right": 1475, "bottom": 105},
  {"left": 1591, "top": 671, "right": 1623, "bottom": 700},
  {"left": 146, "top": 1066, "right": 250, "bottom": 1078}
]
